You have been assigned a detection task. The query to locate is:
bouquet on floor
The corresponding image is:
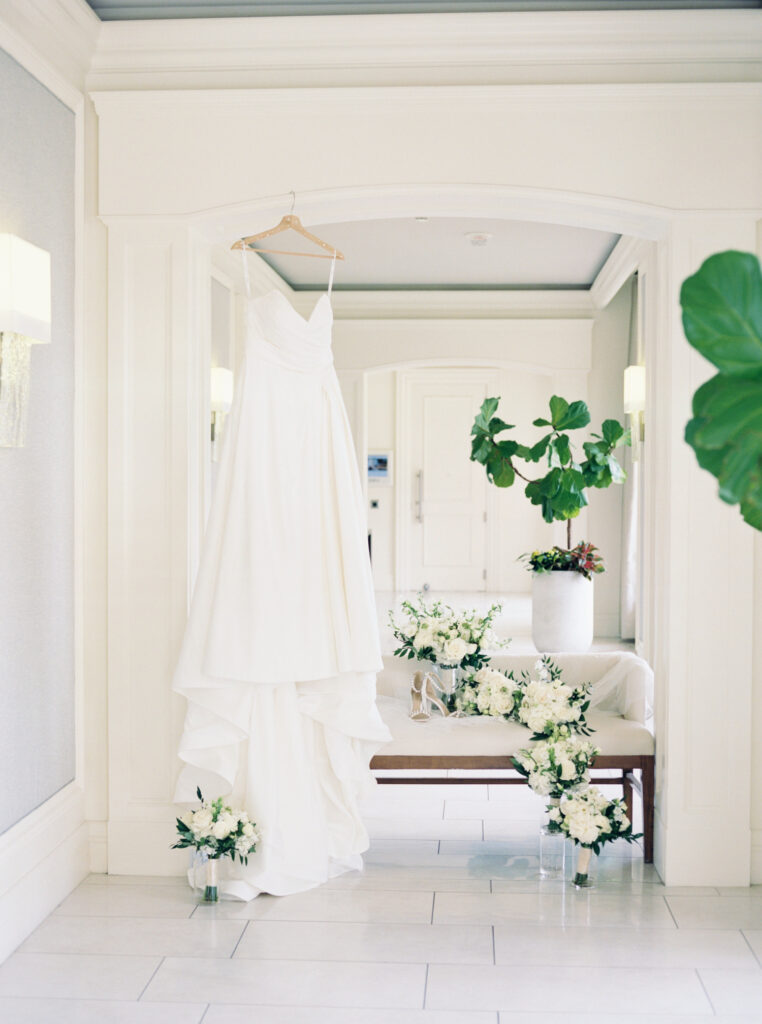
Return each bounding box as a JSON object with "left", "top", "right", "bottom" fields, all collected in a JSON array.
[
  {"left": 389, "top": 596, "right": 506, "bottom": 671},
  {"left": 511, "top": 657, "right": 592, "bottom": 739},
  {"left": 544, "top": 787, "right": 642, "bottom": 885},
  {"left": 173, "top": 788, "right": 261, "bottom": 901},
  {"left": 513, "top": 735, "right": 600, "bottom": 799}
]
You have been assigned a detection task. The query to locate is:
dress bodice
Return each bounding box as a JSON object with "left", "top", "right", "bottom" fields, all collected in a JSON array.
[{"left": 246, "top": 289, "right": 334, "bottom": 373}]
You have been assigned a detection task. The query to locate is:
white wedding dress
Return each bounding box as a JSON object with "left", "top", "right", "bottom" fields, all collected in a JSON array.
[{"left": 173, "top": 273, "right": 391, "bottom": 900}]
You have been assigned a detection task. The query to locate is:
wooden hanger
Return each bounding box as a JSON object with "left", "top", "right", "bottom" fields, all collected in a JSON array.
[{"left": 232, "top": 193, "right": 345, "bottom": 261}]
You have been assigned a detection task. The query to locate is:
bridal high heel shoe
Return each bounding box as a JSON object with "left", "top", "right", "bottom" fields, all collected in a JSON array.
[{"left": 409, "top": 670, "right": 450, "bottom": 722}]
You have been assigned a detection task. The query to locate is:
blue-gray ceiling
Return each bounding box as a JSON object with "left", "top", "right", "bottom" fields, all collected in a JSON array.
[{"left": 83, "top": 1, "right": 761, "bottom": 21}]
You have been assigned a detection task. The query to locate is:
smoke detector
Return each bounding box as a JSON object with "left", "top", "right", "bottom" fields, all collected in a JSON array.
[{"left": 465, "top": 232, "right": 493, "bottom": 247}]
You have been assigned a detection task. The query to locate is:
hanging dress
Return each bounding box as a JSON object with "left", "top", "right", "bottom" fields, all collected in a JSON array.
[{"left": 172, "top": 256, "right": 391, "bottom": 900}]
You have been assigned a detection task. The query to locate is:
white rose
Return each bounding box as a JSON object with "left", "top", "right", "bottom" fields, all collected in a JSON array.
[
  {"left": 559, "top": 759, "right": 576, "bottom": 781},
  {"left": 212, "top": 819, "right": 230, "bottom": 840},
  {"left": 242, "top": 822, "right": 255, "bottom": 836},
  {"left": 528, "top": 772, "right": 552, "bottom": 796},
  {"left": 192, "top": 809, "right": 212, "bottom": 833},
  {"left": 443, "top": 637, "right": 467, "bottom": 663}
]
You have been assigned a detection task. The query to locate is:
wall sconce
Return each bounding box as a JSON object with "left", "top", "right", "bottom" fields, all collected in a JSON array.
[
  {"left": 623, "top": 363, "right": 646, "bottom": 458},
  {"left": 0, "top": 234, "right": 51, "bottom": 447},
  {"left": 210, "top": 366, "right": 233, "bottom": 461}
]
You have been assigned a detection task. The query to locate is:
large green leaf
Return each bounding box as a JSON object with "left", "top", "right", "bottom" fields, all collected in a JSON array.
[
  {"left": 681, "top": 252, "right": 762, "bottom": 532},
  {"left": 681, "top": 251, "right": 762, "bottom": 377}
]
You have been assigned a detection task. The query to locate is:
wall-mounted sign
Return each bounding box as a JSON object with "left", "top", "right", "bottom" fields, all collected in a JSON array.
[{"left": 367, "top": 451, "right": 392, "bottom": 485}]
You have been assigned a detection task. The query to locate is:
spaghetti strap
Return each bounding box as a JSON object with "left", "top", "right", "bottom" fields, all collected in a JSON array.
[
  {"left": 240, "top": 241, "right": 252, "bottom": 298},
  {"left": 327, "top": 253, "right": 337, "bottom": 297}
]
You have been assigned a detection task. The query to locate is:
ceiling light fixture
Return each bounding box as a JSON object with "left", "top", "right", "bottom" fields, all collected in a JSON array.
[
  {"left": 465, "top": 232, "right": 493, "bottom": 247},
  {"left": 414, "top": 216, "right": 429, "bottom": 223}
]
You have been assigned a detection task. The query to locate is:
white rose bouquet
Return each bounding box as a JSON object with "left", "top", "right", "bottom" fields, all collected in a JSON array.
[
  {"left": 511, "top": 657, "right": 592, "bottom": 739},
  {"left": 545, "top": 786, "right": 642, "bottom": 885},
  {"left": 513, "top": 735, "right": 600, "bottom": 799},
  {"left": 390, "top": 596, "right": 506, "bottom": 671},
  {"left": 449, "top": 665, "right": 518, "bottom": 718},
  {"left": 173, "top": 788, "right": 261, "bottom": 900}
]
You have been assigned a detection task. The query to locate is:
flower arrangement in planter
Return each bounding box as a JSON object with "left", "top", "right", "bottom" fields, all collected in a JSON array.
[
  {"left": 469, "top": 395, "right": 629, "bottom": 652},
  {"left": 521, "top": 541, "right": 604, "bottom": 580},
  {"left": 173, "top": 788, "right": 260, "bottom": 901}
]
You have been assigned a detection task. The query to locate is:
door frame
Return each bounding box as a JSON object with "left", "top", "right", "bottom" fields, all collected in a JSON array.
[{"left": 395, "top": 366, "right": 500, "bottom": 593}]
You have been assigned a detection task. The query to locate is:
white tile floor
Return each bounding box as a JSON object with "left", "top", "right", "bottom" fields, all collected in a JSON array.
[{"left": 2, "top": 784, "right": 762, "bottom": 1022}]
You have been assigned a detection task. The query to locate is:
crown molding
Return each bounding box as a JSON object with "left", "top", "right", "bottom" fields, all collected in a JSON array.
[
  {"left": 324, "top": 289, "right": 594, "bottom": 320},
  {"left": 0, "top": 0, "right": 100, "bottom": 95},
  {"left": 590, "top": 235, "right": 652, "bottom": 309},
  {"left": 87, "top": 10, "right": 762, "bottom": 90}
]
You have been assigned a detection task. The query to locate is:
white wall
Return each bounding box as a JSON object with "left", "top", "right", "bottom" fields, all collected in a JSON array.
[
  {"left": 90, "top": 22, "right": 762, "bottom": 886},
  {"left": 337, "top": 306, "right": 629, "bottom": 636},
  {"left": 0, "top": 45, "right": 76, "bottom": 835},
  {"left": 0, "top": 0, "right": 101, "bottom": 962},
  {"left": 587, "top": 280, "right": 632, "bottom": 637}
]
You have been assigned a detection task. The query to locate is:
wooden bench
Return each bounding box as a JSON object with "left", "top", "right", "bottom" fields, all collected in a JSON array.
[{"left": 370, "top": 652, "right": 655, "bottom": 863}]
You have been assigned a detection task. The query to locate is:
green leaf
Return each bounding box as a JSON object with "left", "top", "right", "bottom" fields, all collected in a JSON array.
[
  {"left": 489, "top": 416, "right": 514, "bottom": 434},
  {"left": 554, "top": 399, "right": 591, "bottom": 431},
  {"left": 680, "top": 250, "right": 762, "bottom": 377},
  {"left": 548, "top": 395, "right": 569, "bottom": 427},
  {"left": 533, "top": 417, "right": 551, "bottom": 427},
  {"left": 550, "top": 434, "right": 571, "bottom": 467},
  {"left": 487, "top": 453, "right": 515, "bottom": 488},
  {"left": 601, "top": 419, "right": 625, "bottom": 446}
]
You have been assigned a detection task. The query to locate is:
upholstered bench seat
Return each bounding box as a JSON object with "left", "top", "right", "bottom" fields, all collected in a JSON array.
[
  {"left": 376, "top": 697, "right": 654, "bottom": 758},
  {"left": 370, "top": 651, "right": 656, "bottom": 862}
]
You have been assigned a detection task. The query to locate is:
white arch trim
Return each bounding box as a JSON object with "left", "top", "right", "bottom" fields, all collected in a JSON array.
[{"left": 182, "top": 182, "right": 671, "bottom": 246}]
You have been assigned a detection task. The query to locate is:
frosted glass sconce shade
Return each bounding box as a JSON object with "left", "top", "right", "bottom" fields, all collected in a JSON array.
[
  {"left": 0, "top": 234, "right": 52, "bottom": 447},
  {"left": 210, "top": 367, "right": 234, "bottom": 413},
  {"left": 0, "top": 234, "right": 51, "bottom": 343},
  {"left": 623, "top": 364, "right": 646, "bottom": 415}
]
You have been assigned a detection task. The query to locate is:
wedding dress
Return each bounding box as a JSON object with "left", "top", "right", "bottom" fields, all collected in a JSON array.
[{"left": 173, "top": 261, "right": 391, "bottom": 900}]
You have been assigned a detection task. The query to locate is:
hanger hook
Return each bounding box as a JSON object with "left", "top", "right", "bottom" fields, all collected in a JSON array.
[{"left": 289, "top": 190, "right": 296, "bottom": 216}]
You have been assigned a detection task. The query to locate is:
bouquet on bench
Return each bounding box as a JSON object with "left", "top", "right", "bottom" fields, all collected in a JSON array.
[{"left": 390, "top": 596, "right": 508, "bottom": 718}]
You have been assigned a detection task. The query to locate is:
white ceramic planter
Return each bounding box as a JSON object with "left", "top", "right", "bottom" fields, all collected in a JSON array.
[{"left": 532, "top": 571, "right": 593, "bottom": 653}]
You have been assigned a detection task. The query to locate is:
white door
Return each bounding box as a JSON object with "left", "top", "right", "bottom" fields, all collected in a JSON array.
[{"left": 402, "top": 370, "right": 493, "bottom": 591}]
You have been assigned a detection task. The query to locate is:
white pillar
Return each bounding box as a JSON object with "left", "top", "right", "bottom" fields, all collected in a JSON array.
[
  {"left": 648, "top": 215, "right": 758, "bottom": 886},
  {"left": 106, "top": 221, "right": 210, "bottom": 874}
]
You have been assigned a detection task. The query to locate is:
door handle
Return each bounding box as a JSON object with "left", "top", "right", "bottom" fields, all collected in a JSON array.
[{"left": 415, "top": 470, "right": 423, "bottom": 523}]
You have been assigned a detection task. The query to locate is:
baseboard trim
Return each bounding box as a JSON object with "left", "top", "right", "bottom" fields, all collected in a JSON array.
[
  {"left": 88, "top": 819, "right": 108, "bottom": 874},
  {"left": 0, "top": 785, "right": 88, "bottom": 963},
  {"left": 751, "top": 828, "right": 762, "bottom": 885}
]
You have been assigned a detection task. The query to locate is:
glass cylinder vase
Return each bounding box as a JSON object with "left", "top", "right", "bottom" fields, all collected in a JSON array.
[
  {"left": 539, "top": 799, "right": 565, "bottom": 878},
  {"left": 204, "top": 856, "right": 220, "bottom": 902},
  {"left": 434, "top": 664, "right": 460, "bottom": 696}
]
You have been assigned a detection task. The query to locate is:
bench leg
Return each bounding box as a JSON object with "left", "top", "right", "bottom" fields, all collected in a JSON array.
[
  {"left": 622, "top": 773, "right": 634, "bottom": 826},
  {"left": 641, "top": 758, "right": 655, "bottom": 864}
]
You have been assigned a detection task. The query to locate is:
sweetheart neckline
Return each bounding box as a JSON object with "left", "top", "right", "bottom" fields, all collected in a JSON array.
[{"left": 255, "top": 288, "right": 332, "bottom": 328}]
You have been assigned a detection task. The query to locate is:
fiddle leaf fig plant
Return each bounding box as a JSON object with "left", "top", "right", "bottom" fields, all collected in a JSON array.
[
  {"left": 680, "top": 251, "right": 762, "bottom": 531},
  {"left": 470, "top": 395, "right": 630, "bottom": 546}
]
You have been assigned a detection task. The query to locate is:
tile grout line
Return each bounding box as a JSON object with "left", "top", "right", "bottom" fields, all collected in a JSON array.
[
  {"left": 663, "top": 894, "right": 680, "bottom": 930},
  {"left": 136, "top": 955, "right": 165, "bottom": 1002},
  {"left": 491, "top": 924, "right": 496, "bottom": 965},
  {"left": 430, "top": 891, "right": 436, "bottom": 925},
  {"left": 229, "top": 920, "right": 249, "bottom": 959},
  {"left": 694, "top": 967, "right": 717, "bottom": 1015},
  {"left": 740, "top": 928, "right": 762, "bottom": 969},
  {"left": 422, "top": 961, "right": 429, "bottom": 1009},
  {"left": 198, "top": 1004, "right": 211, "bottom": 1023}
]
